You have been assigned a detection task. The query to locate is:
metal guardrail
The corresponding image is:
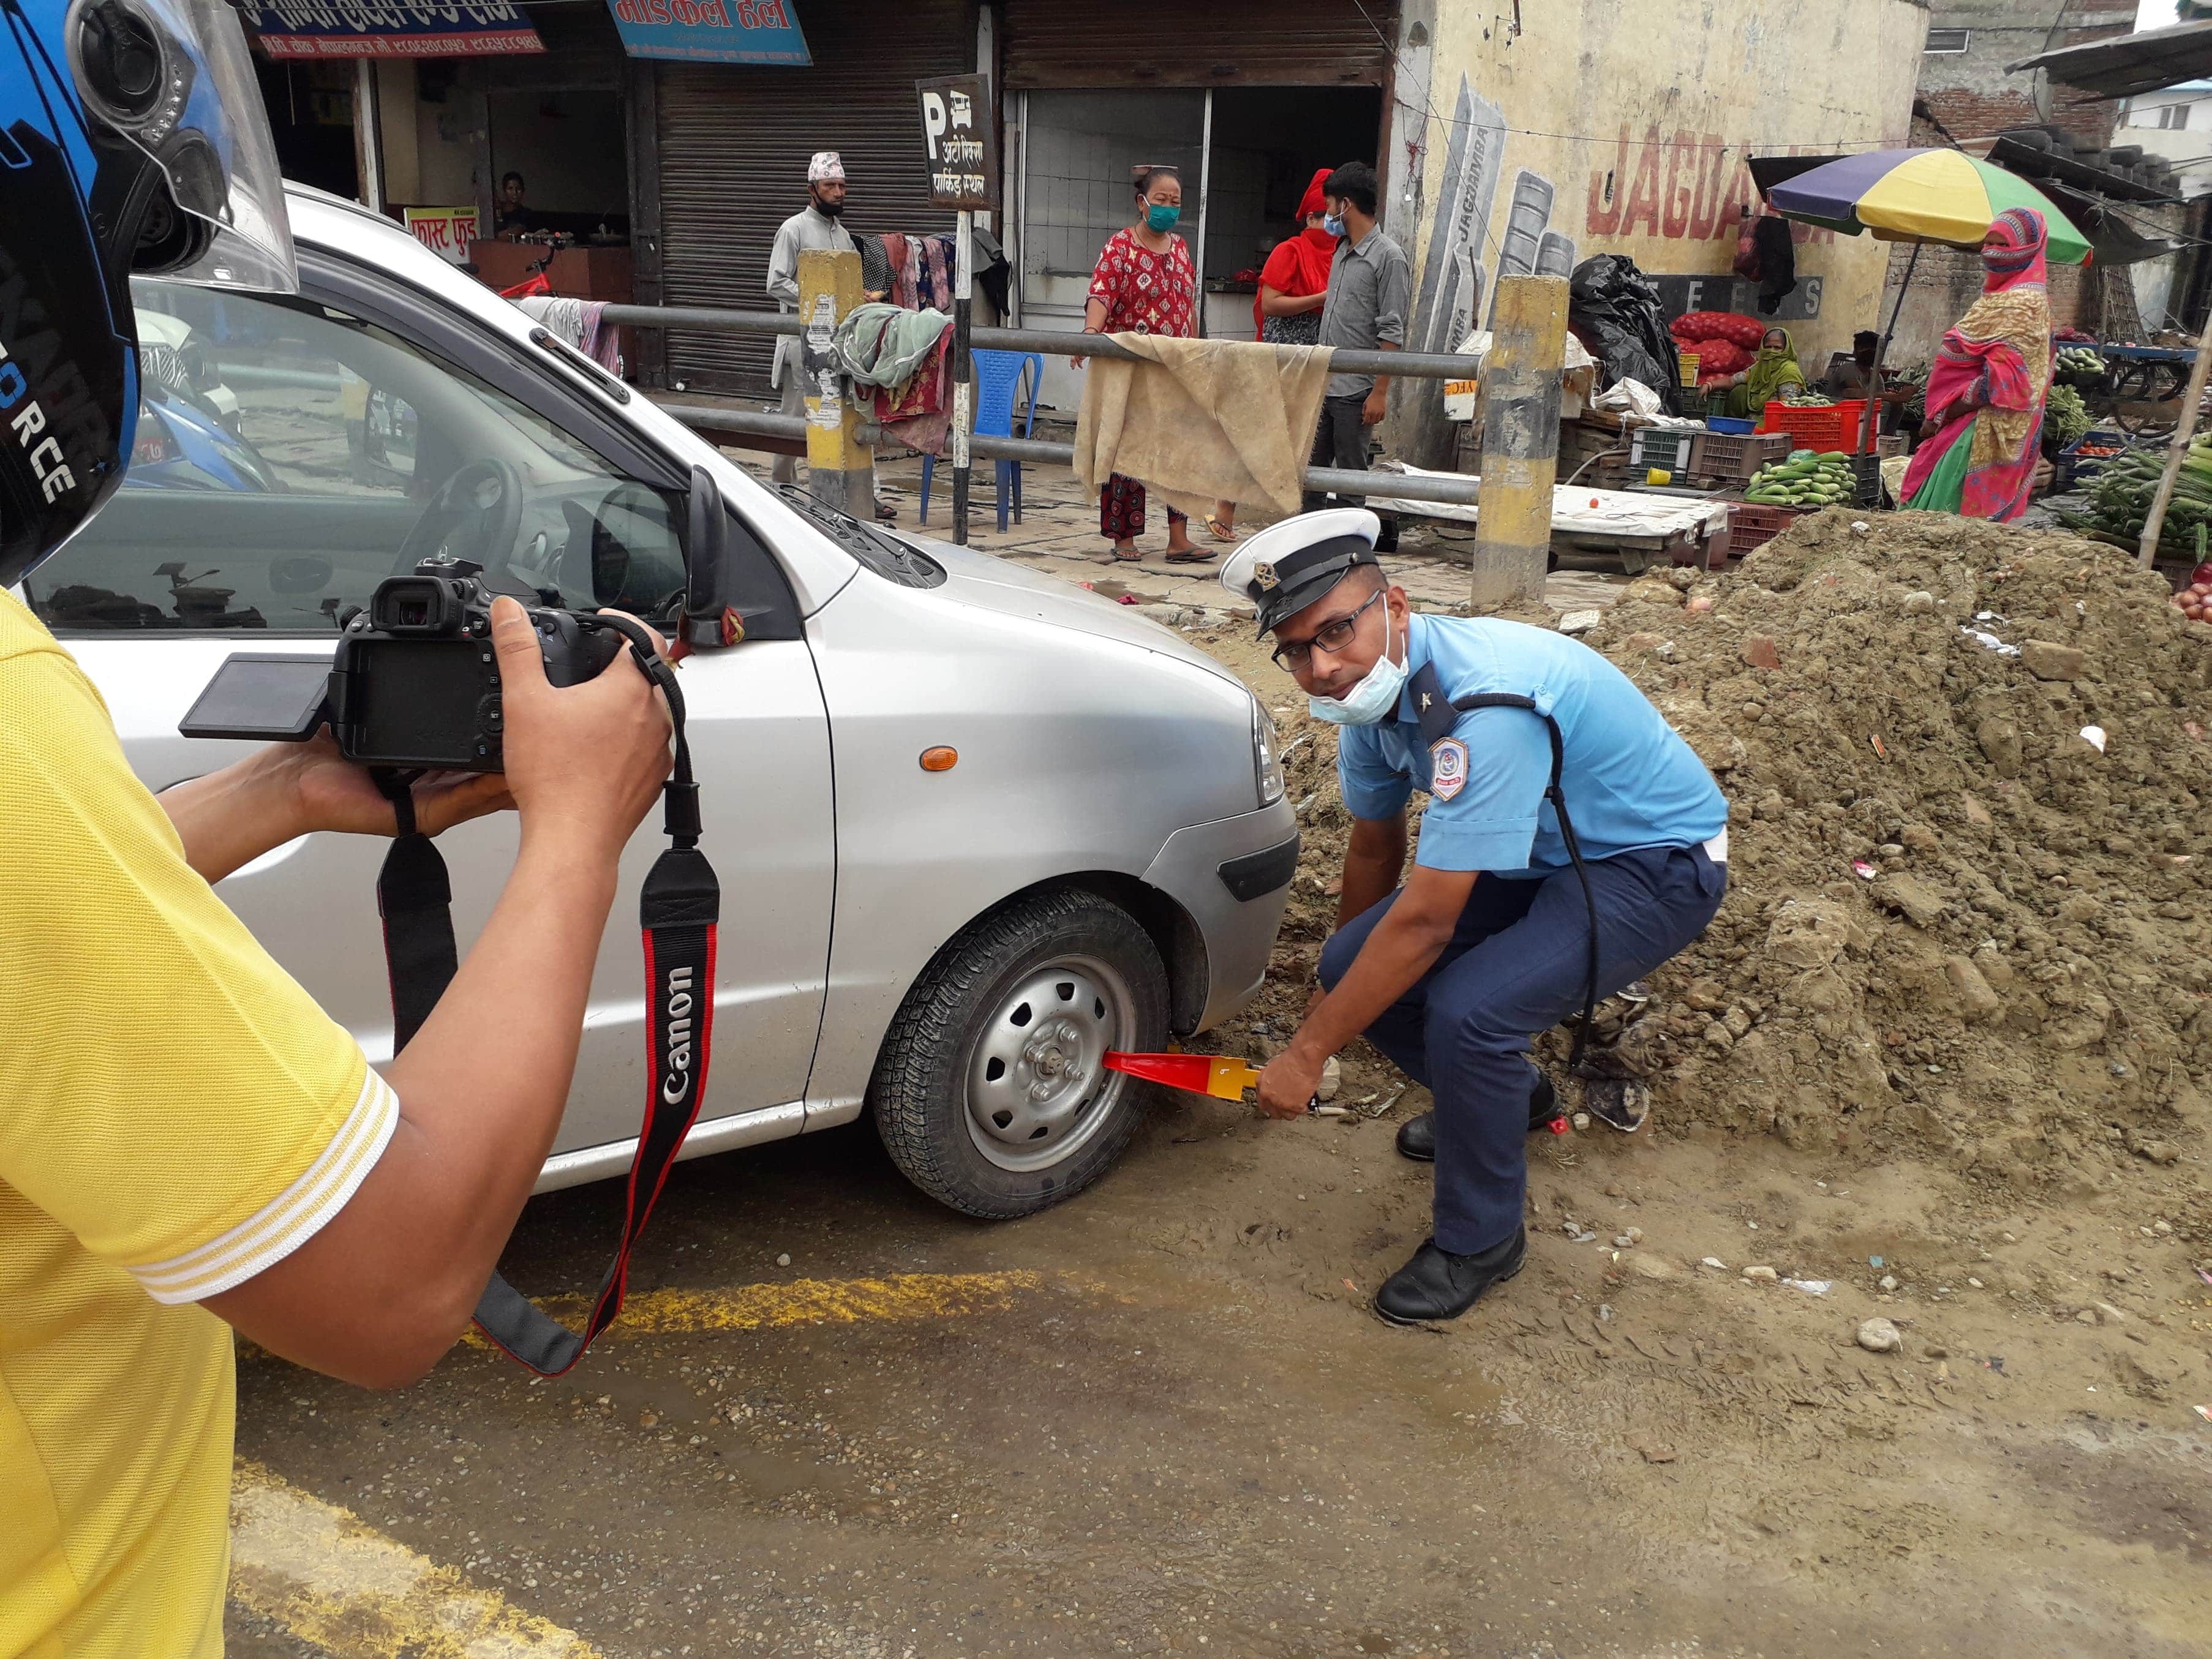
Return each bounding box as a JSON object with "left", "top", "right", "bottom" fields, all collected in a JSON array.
[{"left": 609, "top": 303, "right": 1488, "bottom": 514}]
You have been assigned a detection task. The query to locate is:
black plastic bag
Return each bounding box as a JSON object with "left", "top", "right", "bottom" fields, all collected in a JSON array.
[{"left": 1568, "top": 254, "right": 1682, "bottom": 412}]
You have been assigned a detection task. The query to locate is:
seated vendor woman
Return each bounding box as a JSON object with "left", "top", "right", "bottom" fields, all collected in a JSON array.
[
  {"left": 1725, "top": 326, "right": 1805, "bottom": 418},
  {"left": 1225, "top": 510, "right": 1729, "bottom": 1323}
]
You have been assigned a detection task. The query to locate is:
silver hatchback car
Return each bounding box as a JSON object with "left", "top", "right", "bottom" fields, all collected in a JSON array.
[{"left": 32, "top": 187, "right": 1298, "bottom": 1219}]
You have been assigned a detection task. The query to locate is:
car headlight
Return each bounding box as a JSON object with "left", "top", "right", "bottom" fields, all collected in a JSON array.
[{"left": 1251, "top": 695, "right": 1284, "bottom": 808}]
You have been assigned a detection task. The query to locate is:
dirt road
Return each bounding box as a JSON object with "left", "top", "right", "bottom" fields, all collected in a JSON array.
[{"left": 227, "top": 568, "right": 2208, "bottom": 1659}]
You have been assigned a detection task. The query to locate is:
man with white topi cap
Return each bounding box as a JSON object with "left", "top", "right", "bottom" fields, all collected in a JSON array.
[
  {"left": 766, "top": 151, "right": 857, "bottom": 486},
  {"left": 1223, "top": 510, "right": 1730, "bottom": 1323}
]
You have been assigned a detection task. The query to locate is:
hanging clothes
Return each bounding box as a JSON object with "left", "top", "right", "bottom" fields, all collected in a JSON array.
[
  {"left": 920, "top": 235, "right": 954, "bottom": 311},
  {"left": 1901, "top": 208, "right": 2053, "bottom": 524},
  {"left": 1752, "top": 216, "right": 1797, "bottom": 315}
]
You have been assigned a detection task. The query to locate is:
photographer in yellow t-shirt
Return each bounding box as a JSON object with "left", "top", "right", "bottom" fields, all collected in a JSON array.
[{"left": 1, "top": 8, "right": 674, "bottom": 1656}]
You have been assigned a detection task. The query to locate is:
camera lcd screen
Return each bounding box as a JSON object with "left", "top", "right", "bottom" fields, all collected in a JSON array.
[
  {"left": 179, "top": 655, "right": 333, "bottom": 742},
  {"left": 352, "top": 639, "right": 493, "bottom": 769}
]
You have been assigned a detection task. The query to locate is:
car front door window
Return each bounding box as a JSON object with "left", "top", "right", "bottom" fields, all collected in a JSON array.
[{"left": 23, "top": 279, "right": 687, "bottom": 634}]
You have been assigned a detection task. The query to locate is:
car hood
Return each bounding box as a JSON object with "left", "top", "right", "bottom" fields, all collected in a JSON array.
[{"left": 910, "top": 538, "right": 1247, "bottom": 689}]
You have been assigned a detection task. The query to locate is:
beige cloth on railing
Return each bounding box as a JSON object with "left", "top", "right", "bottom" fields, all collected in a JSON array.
[{"left": 1072, "top": 335, "right": 1334, "bottom": 519}]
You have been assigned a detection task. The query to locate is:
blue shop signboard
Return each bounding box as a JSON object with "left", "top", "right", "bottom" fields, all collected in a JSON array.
[{"left": 604, "top": 0, "right": 811, "bottom": 63}]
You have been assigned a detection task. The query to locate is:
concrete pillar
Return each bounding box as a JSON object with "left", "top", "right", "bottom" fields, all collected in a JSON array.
[
  {"left": 1469, "top": 275, "right": 1568, "bottom": 614},
  {"left": 797, "top": 247, "right": 874, "bottom": 518}
]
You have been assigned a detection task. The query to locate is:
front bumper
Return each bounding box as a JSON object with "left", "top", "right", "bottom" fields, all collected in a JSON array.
[{"left": 1141, "top": 797, "right": 1301, "bottom": 1033}]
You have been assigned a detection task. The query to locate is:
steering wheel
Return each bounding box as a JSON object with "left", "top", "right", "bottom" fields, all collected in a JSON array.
[{"left": 394, "top": 456, "right": 526, "bottom": 578}]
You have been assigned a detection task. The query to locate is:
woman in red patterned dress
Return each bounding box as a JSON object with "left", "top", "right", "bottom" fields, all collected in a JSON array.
[{"left": 1077, "top": 165, "right": 1208, "bottom": 563}]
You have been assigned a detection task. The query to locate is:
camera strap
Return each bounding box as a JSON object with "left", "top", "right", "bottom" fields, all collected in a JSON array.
[{"left": 374, "top": 620, "right": 718, "bottom": 1376}]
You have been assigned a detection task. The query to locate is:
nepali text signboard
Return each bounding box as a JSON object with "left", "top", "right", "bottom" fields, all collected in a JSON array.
[
  {"left": 404, "top": 206, "right": 482, "bottom": 264},
  {"left": 917, "top": 73, "right": 993, "bottom": 211},
  {"left": 604, "top": 0, "right": 811, "bottom": 63},
  {"left": 244, "top": 2, "right": 543, "bottom": 58}
]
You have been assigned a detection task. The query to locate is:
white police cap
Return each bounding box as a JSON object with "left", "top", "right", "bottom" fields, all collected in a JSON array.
[{"left": 1219, "top": 507, "right": 1383, "bottom": 636}]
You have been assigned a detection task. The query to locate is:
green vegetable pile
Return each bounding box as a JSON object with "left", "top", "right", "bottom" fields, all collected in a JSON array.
[
  {"left": 2045, "top": 383, "right": 2093, "bottom": 449},
  {"left": 2054, "top": 432, "right": 2212, "bottom": 560},
  {"left": 2056, "top": 345, "right": 2105, "bottom": 379},
  {"left": 1779, "top": 391, "right": 1836, "bottom": 407},
  {"left": 1743, "top": 449, "right": 1857, "bottom": 506}
]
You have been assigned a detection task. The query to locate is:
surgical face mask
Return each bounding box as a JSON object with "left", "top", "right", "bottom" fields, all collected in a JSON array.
[
  {"left": 1322, "top": 211, "right": 1347, "bottom": 238},
  {"left": 1145, "top": 203, "right": 1181, "bottom": 233},
  {"left": 1307, "top": 607, "right": 1406, "bottom": 726},
  {"left": 814, "top": 195, "right": 845, "bottom": 217}
]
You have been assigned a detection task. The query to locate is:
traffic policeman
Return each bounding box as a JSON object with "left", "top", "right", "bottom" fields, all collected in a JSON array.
[{"left": 1225, "top": 510, "right": 1729, "bottom": 1323}]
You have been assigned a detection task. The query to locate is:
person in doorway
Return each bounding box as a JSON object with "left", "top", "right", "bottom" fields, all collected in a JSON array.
[
  {"left": 1077, "top": 164, "right": 1206, "bottom": 563},
  {"left": 1205, "top": 168, "right": 1341, "bottom": 547},
  {"left": 767, "top": 151, "right": 857, "bottom": 489},
  {"left": 1900, "top": 208, "right": 2053, "bottom": 524},
  {"left": 1723, "top": 325, "right": 1806, "bottom": 418},
  {"left": 1305, "top": 162, "right": 1409, "bottom": 552},
  {"left": 494, "top": 171, "right": 537, "bottom": 240},
  {"left": 1222, "top": 511, "right": 1728, "bottom": 1323}
]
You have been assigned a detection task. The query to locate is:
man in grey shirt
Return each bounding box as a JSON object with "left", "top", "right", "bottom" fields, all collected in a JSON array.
[
  {"left": 1306, "top": 161, "right": 1409, "bottom": 546},
  {"left": 767, "top": 151, "right": 856, "bottom": 486}
]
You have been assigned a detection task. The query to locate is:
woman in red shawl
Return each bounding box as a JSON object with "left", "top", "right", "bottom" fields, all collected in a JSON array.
[
  {"left": 1900, "top": 208, "right": 2054, "bottom": 523},
  {"left": 1206, "top": 170, "right": 1341, "bottom": 544}
]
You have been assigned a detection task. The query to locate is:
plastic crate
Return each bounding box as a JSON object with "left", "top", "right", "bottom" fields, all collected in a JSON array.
[
  {"left": 1695, "top": 431, "right": 1793, "bottom": 482},
  {"left": 1630, "top": 427, "right": 1701, "bottom": 475},
  {"left": 1676, "top": 388, "right": 1710, "bottom": 418},
  {"left": 2058, "top": 428, "right": 2129, "bottom": 489},
  {"left": 1728, "top": 502, "right": 1802, "bottom": 555},
  {"left": 1704, "top": 414, "right": 1756, "bottom": 435},
  {"left": 1757, "top": 398, "right": 1872, "bottom": 454},
  {"left": 1852, "top": 452, "right": 1884, "bottom": 506}
]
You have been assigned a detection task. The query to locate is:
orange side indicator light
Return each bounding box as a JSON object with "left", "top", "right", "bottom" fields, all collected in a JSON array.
[{"left": 920, "top": 747, "right": 959, "bottom": 772}]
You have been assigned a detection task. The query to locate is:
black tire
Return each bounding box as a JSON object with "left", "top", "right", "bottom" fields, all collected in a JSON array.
[{"left": 869, "top": 889, "right": 1170, "bottom": 1219}]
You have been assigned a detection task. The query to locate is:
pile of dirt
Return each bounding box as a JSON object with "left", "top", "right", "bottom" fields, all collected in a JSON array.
[
  {"left": 1573, "top": 509, "right": 2211, "bottom": 1192},
  {"left": 1203, "top": 510, "right": 2212, "bottom": 1203}
]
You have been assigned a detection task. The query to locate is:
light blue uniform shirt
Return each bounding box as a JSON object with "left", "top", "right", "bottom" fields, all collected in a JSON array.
[{"left": 1336, "top": 614, "right": 1728, "bottom": 878}]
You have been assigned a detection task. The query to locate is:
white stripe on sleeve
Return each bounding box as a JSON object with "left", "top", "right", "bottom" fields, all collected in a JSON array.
[{"left": 129, "top": 1067, "right": 399, "bottom": 1305}]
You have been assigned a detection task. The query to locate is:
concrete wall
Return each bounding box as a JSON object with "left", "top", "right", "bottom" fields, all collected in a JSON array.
[{"left": 1393, "top": 0, "right": 1927, "bottom": 459}]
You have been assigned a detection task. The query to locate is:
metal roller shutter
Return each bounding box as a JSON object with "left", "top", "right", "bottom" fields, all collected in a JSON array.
[
  {"left": 656, "top": 0, "right": 969, "bottom": 393},
  {"left": 999, "top": 0, "right": 1392, "bottom": 89}
]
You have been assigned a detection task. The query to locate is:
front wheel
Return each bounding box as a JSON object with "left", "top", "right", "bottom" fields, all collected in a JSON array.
[{"left": 870, "top": 889, "right": 1170, "bottom": 1219}]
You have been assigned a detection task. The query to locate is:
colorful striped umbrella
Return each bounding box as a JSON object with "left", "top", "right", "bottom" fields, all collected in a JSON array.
[{"left": 1766, "top": 148, "right": 2091, "bottom": 263}]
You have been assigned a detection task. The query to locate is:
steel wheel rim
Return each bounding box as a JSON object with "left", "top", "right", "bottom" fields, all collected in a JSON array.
[{"left": 963, "top": 954, "right": 1132, "bottom": 1173}]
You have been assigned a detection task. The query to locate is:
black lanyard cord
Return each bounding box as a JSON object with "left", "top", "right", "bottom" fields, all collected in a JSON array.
[
  {"left": 374, "top": 620, "right": 718, "bottom": 1375},
  {"left": 1449, "top": 693, "right": 1601, "bottom": 1073}
]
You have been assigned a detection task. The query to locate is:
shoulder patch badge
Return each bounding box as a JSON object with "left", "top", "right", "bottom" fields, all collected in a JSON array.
[{"left": 1429, "top": 737, "right": 1470, "bottom": 802}]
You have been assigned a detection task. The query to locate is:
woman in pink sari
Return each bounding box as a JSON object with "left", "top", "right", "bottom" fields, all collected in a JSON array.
[{"left": 1900, "top": 207, "right": 2054, "bottom": 522}]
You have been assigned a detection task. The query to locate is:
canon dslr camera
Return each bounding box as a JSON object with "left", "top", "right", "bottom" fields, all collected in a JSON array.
[{"left": 181, "top": 558, "right": 624, "bottom": 771}]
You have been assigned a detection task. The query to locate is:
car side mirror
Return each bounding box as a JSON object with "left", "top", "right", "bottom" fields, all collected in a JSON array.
[{"left": 682, "top": 464, "right": 745, "bottom": 649}]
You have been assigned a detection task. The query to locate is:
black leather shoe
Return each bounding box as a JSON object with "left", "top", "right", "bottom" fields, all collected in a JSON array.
[
  {"left": 1374, "top": 1228, "right": 1527, "bottom": 1324},
  {"left": 1394, "top": 1074, "right": 1559, "bottom": 1161}
]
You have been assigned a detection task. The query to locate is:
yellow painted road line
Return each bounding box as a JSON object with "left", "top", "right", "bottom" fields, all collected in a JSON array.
[
  {"left": 230, "top": 1462, "right": 601, "bottom": 1658},
  {"left": 464, "top": 1268, "right": 1049, "bottom": 1348}
]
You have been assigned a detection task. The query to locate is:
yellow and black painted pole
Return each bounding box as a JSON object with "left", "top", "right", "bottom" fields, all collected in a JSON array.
[
  {"left": 1470, "top": 275, "right": 1570, "bottom": 613},
  {"left": 797, "top": 247, "right": 874, "bottom": 519}
]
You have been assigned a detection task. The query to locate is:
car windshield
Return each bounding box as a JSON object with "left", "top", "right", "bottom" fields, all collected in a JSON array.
[{"left": 24, "top": 278, "right": 687, "bottom": 632}]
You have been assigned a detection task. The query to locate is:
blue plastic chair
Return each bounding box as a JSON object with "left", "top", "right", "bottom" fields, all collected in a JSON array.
[{"left": 921, "top": 349, "right": 1044, "bottom": 531}]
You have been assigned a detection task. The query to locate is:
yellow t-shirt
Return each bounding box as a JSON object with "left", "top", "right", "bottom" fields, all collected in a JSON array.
[{"left": 0, "top": 591, "right": 394, "bottom": 1659}]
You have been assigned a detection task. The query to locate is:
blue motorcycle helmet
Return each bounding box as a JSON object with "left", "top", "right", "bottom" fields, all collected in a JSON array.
[{"left": 1, "top": 0, "right": 293, "bottom": 585}]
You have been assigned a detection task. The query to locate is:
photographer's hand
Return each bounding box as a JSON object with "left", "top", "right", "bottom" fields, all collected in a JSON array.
[{"left": 206, "top": 597, "right": 675, "bottom": 1388}]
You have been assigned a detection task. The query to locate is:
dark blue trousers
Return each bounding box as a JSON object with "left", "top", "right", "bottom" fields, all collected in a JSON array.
[{"left": 1317, "top": 845, "right": 1726, "bottom": 1254}]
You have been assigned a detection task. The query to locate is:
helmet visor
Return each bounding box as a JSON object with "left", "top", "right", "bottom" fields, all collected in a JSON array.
[{"left": 67, "top": 0, "right": 295, "bottom": 292}]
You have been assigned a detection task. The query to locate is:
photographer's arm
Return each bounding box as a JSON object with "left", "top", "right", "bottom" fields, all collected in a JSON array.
[
  {"left": 205, "top": 599, "right": 672, "bottom": 1388},
  {"left": 159, "top": 739, "right": 510, "bottom": 885}
]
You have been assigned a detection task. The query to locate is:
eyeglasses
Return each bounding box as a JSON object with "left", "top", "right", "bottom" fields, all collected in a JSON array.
[{"left": 1271, "top": 587, "right": 1383, "bottom": 670}]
